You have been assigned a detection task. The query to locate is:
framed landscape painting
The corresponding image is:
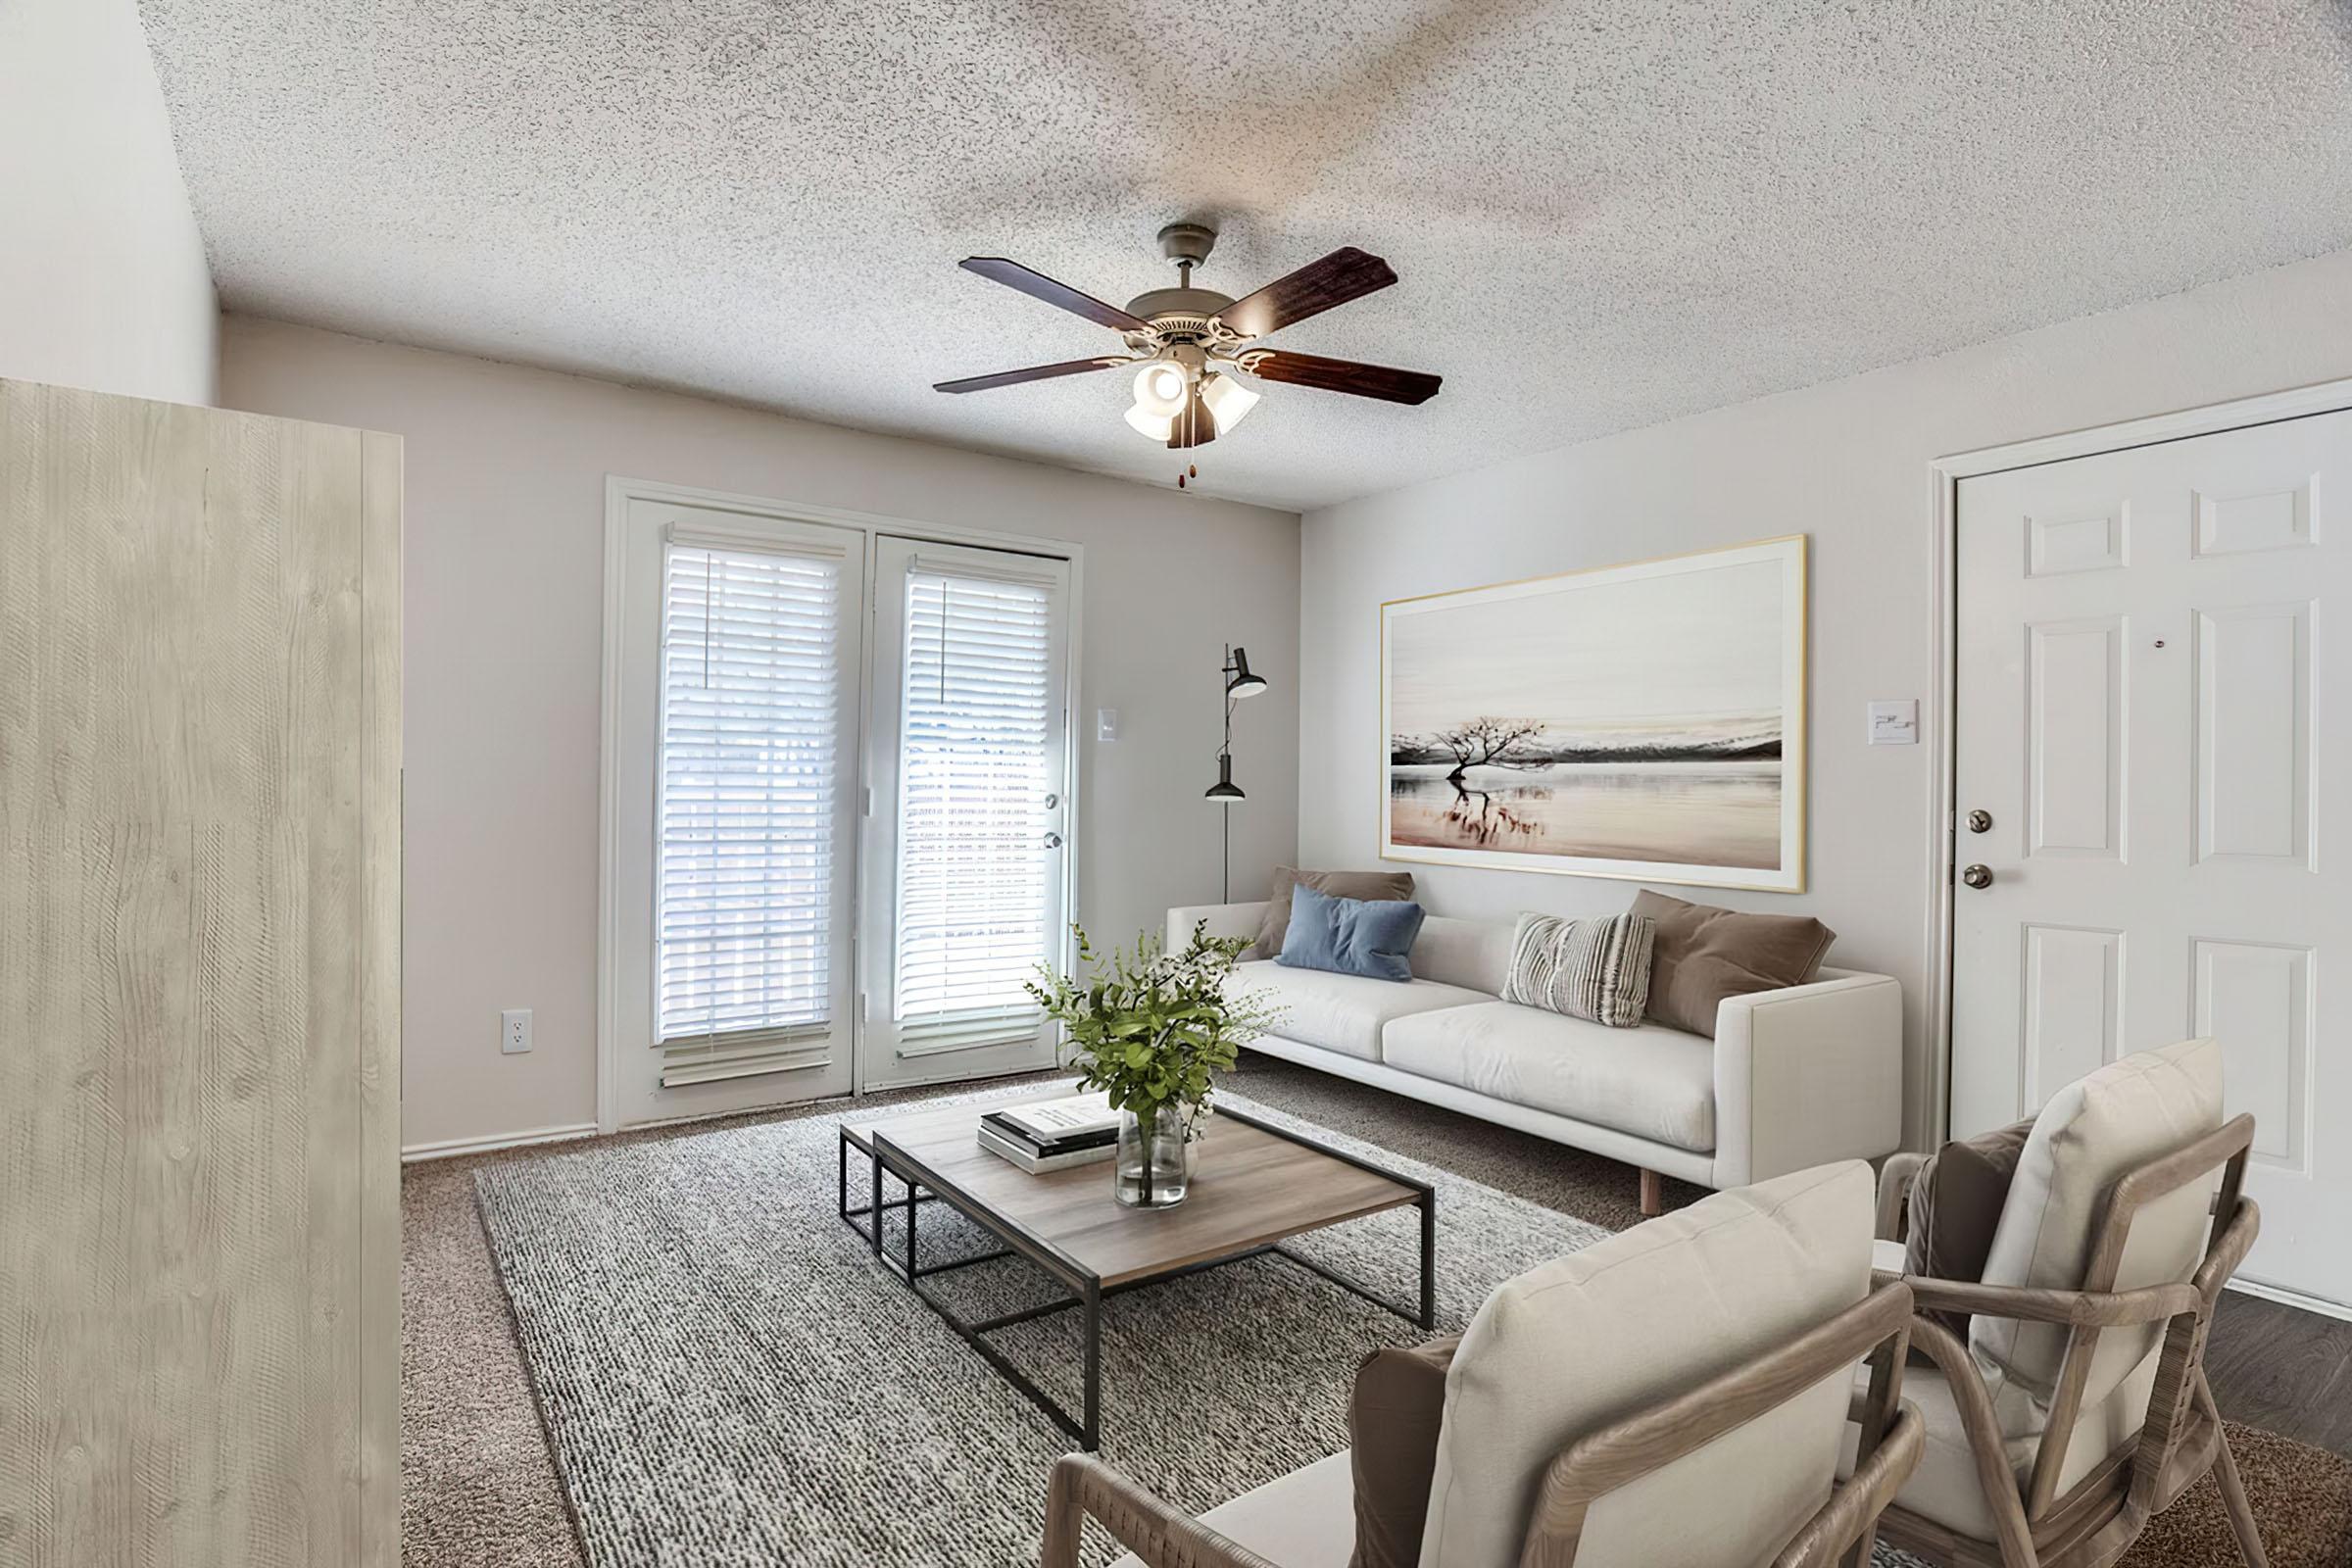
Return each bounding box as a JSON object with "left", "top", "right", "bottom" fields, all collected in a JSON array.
[{"left": 1381, "top": 534, "right": 1807, "bottom": 892}]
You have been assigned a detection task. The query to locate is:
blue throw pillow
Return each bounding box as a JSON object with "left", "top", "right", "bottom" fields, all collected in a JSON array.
[{"left": 1277, "top": 883, "right": 1425, "bottom": 982}]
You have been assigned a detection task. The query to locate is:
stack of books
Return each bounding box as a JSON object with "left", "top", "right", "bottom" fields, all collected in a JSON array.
[{"left": 977, "top": 1094, "right": 1121, "bottom": 1173}]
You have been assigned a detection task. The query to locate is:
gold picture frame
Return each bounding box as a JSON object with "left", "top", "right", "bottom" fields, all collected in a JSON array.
[{"left": 1379, "top": 534, "right": 1808, "bottom": 892}]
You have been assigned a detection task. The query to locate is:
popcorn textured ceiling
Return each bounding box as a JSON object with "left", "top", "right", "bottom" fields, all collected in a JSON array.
[{"left": 140, "top": 0, "right": 2352, "bottom": 513}]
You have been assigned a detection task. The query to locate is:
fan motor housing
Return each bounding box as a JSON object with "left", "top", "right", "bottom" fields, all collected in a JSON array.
[{"left": 1123, "top": 288, "right": 1234, "bottom": 330}]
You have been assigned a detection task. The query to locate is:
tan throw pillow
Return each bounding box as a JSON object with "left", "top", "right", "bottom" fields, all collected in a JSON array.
[
  {"left": 1250, "top": 866, "right": 1414, "bottom": 958},
  {"left": 1902, "top": 1115, "right": 2034, "bottom": 1344},
  {"left": 1347, "top": 1334, "right": 1458, "bottom": 1568},
  {"left": 1501, "top": 912, "right": 1655, "bottom": 1027},
  {"left": 1630, "top": 889, "right": 1836, "bottom": 1038}
]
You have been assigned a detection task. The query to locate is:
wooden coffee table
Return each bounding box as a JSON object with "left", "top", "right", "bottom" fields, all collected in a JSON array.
[{"left": 838, "top": 1094, "right": 1436, "bottom": 1449}]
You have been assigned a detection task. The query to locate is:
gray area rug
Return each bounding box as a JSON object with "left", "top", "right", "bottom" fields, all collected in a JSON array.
[{"left": 474, "top": 1084, "right": 1927, "bottom": 1567}]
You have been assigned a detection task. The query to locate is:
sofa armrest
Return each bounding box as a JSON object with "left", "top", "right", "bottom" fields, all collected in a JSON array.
[
  {"left": 1711, "top": 972, "right": 1903, "bottom": 1187},
  {"left": 1166, "top": 901, "right": 1269, "bottom": 952}
]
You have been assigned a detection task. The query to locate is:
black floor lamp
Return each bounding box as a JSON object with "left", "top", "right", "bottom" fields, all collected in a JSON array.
[{"left": 1205, "top": 645, "right": 1268, "bottom": 902}]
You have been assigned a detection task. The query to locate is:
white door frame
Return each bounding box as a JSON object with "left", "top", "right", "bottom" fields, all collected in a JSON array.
[
  {"left": 1923, "top": 374, "right": 2352, "bottom": 1322},
  {"left": 596, "top": 474, "right": 1085, "bottom": 1136}
]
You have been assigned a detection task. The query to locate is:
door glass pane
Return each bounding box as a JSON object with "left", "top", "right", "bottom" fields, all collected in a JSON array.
[
  {"left": 657, "top": 543, "right": 840, "bottom": 1043},
  {"left": 893, "top": 569, "right": 1055, "bottom": 1045}
]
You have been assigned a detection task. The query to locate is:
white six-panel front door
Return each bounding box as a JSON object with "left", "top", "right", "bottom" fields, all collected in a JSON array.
[{"left": 1952, "top": 407, "right": 2349, "bottom": 1309}]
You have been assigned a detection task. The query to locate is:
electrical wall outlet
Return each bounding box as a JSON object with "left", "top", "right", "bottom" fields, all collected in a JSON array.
[{"left": 501, "top": 1008, "right": 533, "bottom": 1054}]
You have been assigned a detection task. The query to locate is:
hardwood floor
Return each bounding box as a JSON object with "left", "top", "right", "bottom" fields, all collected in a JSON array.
[{"left": 2205, "top": 1290, "right": 2352, "bottom": 1459}]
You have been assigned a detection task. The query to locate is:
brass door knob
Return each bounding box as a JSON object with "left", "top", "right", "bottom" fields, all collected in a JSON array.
[{"left": 1961, "top": 863, "right": 1993, "bottom": 890}]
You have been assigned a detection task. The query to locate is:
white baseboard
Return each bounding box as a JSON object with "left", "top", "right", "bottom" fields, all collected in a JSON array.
[
  {"left": 400, "top": 1121, "right": 600, "bottom": 1164},
  {"left": 2227, "top": 1275, "right": 2352, "bottom": 1324}
]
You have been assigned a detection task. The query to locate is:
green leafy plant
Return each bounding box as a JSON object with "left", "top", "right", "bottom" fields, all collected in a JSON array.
[{"left": 1025, "top": 921, "right": 1280, "bottom": 1194}]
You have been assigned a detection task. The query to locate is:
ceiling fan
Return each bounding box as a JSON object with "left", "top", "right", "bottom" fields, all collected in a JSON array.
[{"left": 934, "top": 222, "right": 1441, "bottom": 477}]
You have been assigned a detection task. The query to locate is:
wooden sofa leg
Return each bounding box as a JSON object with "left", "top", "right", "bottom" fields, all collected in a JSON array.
[{"left": 1640, "top": 1168, "right": 1663, "bottom": 1217}]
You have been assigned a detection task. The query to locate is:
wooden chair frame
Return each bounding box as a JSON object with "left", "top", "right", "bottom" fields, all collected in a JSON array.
[
  {"left": 1041, "top": 1281, "right": 1925, "bottom": 1568},
  {"left": 1869, "top": 1113, "right": 2268, "bottom": 1568}
]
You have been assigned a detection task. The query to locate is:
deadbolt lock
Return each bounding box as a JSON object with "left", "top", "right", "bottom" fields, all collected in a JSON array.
[
  {"left": 1961, "top": 863, "right": 1993, "bottom": 890},
  {"left": 1966, "top": 808, "right": 1992, "bottom": 833}
]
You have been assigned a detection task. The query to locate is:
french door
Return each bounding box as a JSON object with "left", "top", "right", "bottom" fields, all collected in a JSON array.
[
  {"left": 605, "top": 495, "right": 1072, "bottom": 1128},
  {"left": 858, "top": 537, "right": 1073, "bottom": 1090},
  {"left": 1950, "top": 408, "right": 2351, "bottom": 1308}
]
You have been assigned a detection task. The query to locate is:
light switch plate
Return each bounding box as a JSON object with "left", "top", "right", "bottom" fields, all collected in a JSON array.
[
  {"left": 501, "top": 1008, "right": 532, "bottom": 1054},
  {"left": 1096, "top": 708, "right": 1119, "bottom": 742},
  {"left": 1867, "top": 700, "right": 1919, "bottom": 746}
]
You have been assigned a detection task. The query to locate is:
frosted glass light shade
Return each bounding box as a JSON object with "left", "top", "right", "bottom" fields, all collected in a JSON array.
[
  {"left": 1200, "top": 371, "right": 1260, "bottom": 434},
  {"left": 1124, "top": 404, "right": 1174, "bottom": 440},
  {"left": 1131, "top": 361, "right": 1190, "bottom": 416}
]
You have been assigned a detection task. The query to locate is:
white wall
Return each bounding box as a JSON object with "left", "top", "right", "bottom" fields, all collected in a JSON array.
[
  {"left": 0, "top": 0, "right": 216, "bottom": 405},
  {"left": 1299, "top": 247, "right": 2352, "bottom": 1148},
  {"left": 219, "top": 318, "right": 1300, "bottom": 1152}
]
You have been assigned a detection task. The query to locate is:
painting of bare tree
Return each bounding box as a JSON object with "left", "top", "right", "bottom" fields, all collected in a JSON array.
[{"left": 1381, "top": 536, "right": 1807, "bottom": 891}]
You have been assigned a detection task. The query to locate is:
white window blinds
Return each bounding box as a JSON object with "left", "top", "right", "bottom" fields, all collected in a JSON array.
[
  {"left": 657, "top": 540, "right": 841, "bottom": 1048},
  {"left": 893, "top": 567, "right": 1056, "bottom": 1049}
]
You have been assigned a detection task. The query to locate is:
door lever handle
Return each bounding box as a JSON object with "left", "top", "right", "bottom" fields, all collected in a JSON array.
[{"left": 1961, "top": 863, "right": 1993, "bottom": 890}]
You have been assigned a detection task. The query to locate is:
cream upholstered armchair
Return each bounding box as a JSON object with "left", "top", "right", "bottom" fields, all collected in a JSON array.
[
  {"left": 1042, "top": 1163, "right": 1925, "bottom": 1568},
  {"left": 1855, "top": 1037, "right": 2268, "bottom": 1568}
]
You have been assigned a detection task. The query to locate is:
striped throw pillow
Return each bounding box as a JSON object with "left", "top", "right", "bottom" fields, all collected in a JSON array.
[{"left": 1501, "top": 912, "right": 1656, "bottom": 1027}]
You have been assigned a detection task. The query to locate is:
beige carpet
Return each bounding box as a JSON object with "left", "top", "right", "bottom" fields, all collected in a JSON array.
[{"left": 402, "top": 1055, "right": 2352, "bottom": 1567}]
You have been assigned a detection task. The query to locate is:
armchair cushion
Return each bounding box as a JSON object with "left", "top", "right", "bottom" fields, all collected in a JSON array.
[
  {"left": 1630, "top": 890, "right": 1835, "bottom": 1038},
  {"left": 1347, "top": 1336, "right": 1458, "bottom": 1568},
  {"left": 1420, "top": 1162, "right": 1875, "bottom": 1568},
  {"left": 1903, "top": 1115, "right": 2034, "bottom": 1342},
  {"left": 1104, "top": 1450, "right": 1356, "bottom": 1568},
  {"left": 1838, "top": 1343, "right": 2163, "bottom": 1540},
  {"left": 1973, "top": 1038, "right": 2224, "bottom": 1414}
]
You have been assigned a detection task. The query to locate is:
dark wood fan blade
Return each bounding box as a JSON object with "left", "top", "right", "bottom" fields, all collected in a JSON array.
[
  {"left": 933, "top": 357, "right": 1128, "bottom": 394},
  {"left": 1245, "top": 350, "right": 1441, "bottom": 405},
  {"left": 1212, "top": 248, "right": 1396, "bottom": 340},
  {"left": 958, "top": 258, "right": 1149, "bottom": 332}
]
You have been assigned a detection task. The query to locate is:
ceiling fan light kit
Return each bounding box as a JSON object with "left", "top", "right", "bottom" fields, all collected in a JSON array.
[{"left": 935, "top": 220, "right": 1442, "bottom": 486}]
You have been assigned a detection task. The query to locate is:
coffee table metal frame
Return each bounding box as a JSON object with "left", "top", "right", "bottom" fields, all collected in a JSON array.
[{"left": 836, "top": 1103, "right": 1436, "bottom": 1450}]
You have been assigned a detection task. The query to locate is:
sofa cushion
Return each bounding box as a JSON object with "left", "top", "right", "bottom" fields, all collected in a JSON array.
[
  {"left": 1407, "top": 914, "right": 1513, "bottom": 995},
  {"left": 1348, "top": 1336, "right": 1457, "bottom": 1568},
  {"left": 1631, "top": 889, "right": 1836, "bottom": 1039},
  {"left": 1423, "top": 1163, "right": 1875, "bottom": 1568},
  {"left": 1382, "top": 1002, "right": 1717, "bottom": 1152},
  {"left": 1973, "top": 1038, "right": 2223, "bottom": 1420},
  {"left": 1250, "top": 867, "right": 1415, "bottom": 958},
  {"left": 1280, "top": 885, "right": 1426, "bottom": 982},
  {"left": 1501, "top": 910, "right": 1656, "bottom": 1027},
  {"left": 1232, "top": 960, "right": 1493, "bottom": 1063},
  {"left": 1106, "top": 1449, "right": 1354, "bottom": 1568}
]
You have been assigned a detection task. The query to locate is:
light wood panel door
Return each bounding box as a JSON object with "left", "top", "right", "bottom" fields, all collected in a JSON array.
[
  {"left": 0, "top": 379, "right": 401, "bottom": 1564},
  {"left": 1952, "top": 407, "right": 2350, "bottom": 1309}
]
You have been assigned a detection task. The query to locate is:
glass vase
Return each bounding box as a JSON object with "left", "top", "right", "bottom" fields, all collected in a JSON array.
[{"left": 1114, "top": 1106, "right": 1190, "bottom": 1208}]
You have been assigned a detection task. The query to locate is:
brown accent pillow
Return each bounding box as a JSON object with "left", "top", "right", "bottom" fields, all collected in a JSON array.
[
  {"left": 1250, "top": 867, "right": 1415, "bottom": 959},
  {"left": 1903, "top": 1116, "right": 2036, "bottom": 1344},
  {"left": 1348, "top": 1334, "right": 1458, "bottom": 1568},
  {"left": 1629, "top": 889, "right": 1837, "bottom": 1038}
]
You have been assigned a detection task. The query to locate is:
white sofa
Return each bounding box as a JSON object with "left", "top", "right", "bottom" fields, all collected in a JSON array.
[{"left": 1170, "top": 901, "right": 1902, "bottom": 1200}]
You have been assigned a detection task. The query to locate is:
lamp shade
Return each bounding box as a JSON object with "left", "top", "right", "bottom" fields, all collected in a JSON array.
[
  {"left": 1132, "top": 360, "right": 1190, "bottom": 416},
  {"left": 1225, "top": 646, "right": 1268, "bottom": 698},
  {"left": 1200, "top": 369, "right": 1260, "bottom": 434},
  {"left": 1204, "top": 753, "right": 1245, "bottom": 802}
]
